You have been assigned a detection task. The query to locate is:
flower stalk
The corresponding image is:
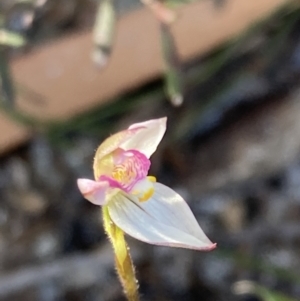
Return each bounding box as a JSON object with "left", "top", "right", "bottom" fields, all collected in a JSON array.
[{"left": 102, "top": 206, "right": 140, "bottom": 301}]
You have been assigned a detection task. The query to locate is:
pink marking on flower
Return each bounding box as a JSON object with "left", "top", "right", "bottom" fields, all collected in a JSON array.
[
  {"left": 99, "top": 148, "right": 150, "bottom": 193},
  {"left": 77, "top": 178, "right": 109, "bottom": 205}
]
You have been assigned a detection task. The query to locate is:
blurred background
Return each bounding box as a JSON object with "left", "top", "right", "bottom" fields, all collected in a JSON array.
[{"left": 0, "top": 0, "right": 300, "bottom": 300}]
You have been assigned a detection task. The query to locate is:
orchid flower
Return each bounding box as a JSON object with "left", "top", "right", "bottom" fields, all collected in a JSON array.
[
  {"left": 77, "top": 117, "right": 216, "bottom": 300},
  {"left": 77, "top": 117, "right": 215, "bottom": 250}
]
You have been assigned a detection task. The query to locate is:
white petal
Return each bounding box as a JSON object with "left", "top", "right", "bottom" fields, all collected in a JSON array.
[
  {"left": 77, "top": 178, "right": 109, "bottom": 206},
  {"left": 108, "top": 183, "right": 216, "bottom": 251},
  {"left": 120, "top": 117, "right": 167, "bottom": 158}
]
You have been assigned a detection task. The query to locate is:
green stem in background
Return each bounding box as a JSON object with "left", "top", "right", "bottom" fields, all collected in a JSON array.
[
  {"left": 0, "top": 13, "right": 26, "bottom": 107},
  {"left": 0, "top": 47, "right": 15, "bottom": 107},
  {"left": 233, "top": 281, "right": 298, "bottom": 301},
  {"left": 140, "top": 0, "right": 176, "bottom": 24},
  {"left": 92, "top": 0, "right": 116, "bottom": 68},
  {"left": 0, "top": 102, "right": 43, "bottom": 127},
  {"left": 160, "top": 23, "right": 183, "bottom": 106},
  {"left": 0, "top": 53, "right": 46, "bottom": 128},
  {"left": 102, "top": 206, "right": 140, "bottom": 301}
]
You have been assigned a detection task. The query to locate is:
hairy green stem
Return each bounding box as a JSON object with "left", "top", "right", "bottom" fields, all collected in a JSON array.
[{"left": 102, "top": 206, "right": 140, "bottom": 301}]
